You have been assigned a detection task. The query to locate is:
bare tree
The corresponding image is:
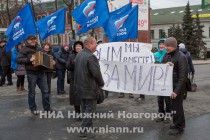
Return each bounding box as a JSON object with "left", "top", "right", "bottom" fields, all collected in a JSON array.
[{"left": 62, "top": 0, "right": 75, "bottom": 40}]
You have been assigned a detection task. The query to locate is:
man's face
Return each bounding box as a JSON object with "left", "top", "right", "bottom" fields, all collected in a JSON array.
[
  {"left": 0, "top": 42, "right": 6, "bottom": 47},
  {"left": 165, "top": 45, "right": 176, "bottom": 53},
  {"left": 159, "top": 43, "right": 166, "bottom": 51},
  {"left": 27, "top": 38, "right": 37, "bottom": 46}
]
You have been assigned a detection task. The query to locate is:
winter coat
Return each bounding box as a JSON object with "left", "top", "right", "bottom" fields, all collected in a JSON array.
[
  {"left": 154, "top": 38, "right": 167, "bottom": 63},
  {"left": 52, "top": 46, "right": 60, "bottom": 59},
  {"left": 1, "top": 47, "right": 11, "bottom": 67},
  {"left": 15, "top": 65, "right": 26, "bottom": 76},
  {"left": 56, "top": 47, "right": 69, "bottom": 71},
  {"left": 16, "top": 43, "right": 44, "bottom": 74},
  {"left": 66, "top": 53, "right": 80, "bottom": 105},
  {"left": 0, "top": 46, "right": 4, "bottom": 66},
  {"left": 179, "top": 48, "right": 195, "bottom": 74},
  {"left": 74, "top": 47, "right": 104, "bottom": 99},
  {"left": 162, "top": 48, "right": 188, "bottom": 95}
]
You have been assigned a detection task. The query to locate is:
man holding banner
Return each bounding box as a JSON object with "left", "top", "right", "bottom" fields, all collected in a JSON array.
[{"left": 162, "top": 37, "right": 188, "bottom": 135}]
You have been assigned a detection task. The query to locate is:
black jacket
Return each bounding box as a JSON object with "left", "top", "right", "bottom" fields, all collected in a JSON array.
[
  {"left": 66, "top": 53, "right": 76, "bottom": 84},
  {"left": 0, "top": 46, "right": 4, "bottom": 64},
  {"left": 162, "top": 48, "right": 188, "bottom": 95},
  {"left": 1, "top": 47, "right": 11, "bottom": 67},
  {"left": 56, "top": 47, "right": 69, "bottom": 71},
  {"left": 16, "top": 43, "right": 44, "bottom": 74},
  {"left": 74, "top": 47, "right": 104, "bottom": 99}
]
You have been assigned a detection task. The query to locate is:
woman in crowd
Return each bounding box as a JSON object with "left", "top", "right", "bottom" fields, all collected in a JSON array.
[
  {"left": 11, "top": 43, "right": 26, "bottom": 93},
  {"left": 66, "top": 41, "right": 83, "bottom": 118},
  {"left": 56, "top": 43, "right": 69, "bottom": 94},
  {"left": 43, "top": 43, "right": 55, "bottom": 94}
]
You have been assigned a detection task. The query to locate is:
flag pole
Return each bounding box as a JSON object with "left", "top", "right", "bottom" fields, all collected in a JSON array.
[{"left": 29, "top": 1, "right": 43, "bottom": 48}]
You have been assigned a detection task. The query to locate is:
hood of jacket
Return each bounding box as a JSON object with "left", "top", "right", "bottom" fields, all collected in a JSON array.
[
  {"left": 179, "top": 48, "right": 188, "bottom": 54},
  {"left": 157, "top": 38, "right": 166, "bottom": 54}
]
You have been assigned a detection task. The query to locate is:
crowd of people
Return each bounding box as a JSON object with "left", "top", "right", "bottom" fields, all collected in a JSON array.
[{"left": 0, "top": 35, "right": 195, "bottom": 137}]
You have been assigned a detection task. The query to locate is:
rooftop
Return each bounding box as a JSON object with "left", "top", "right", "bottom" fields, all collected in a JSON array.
[{"left": 151, "top": 5, "right": 210, "bottom": 25}]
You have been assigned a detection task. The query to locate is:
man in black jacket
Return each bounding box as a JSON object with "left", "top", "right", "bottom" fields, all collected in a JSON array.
[
  {"left": 162, "top": 37, "right": 188, "bottom": 135},
  {"left": 0, "top": 40, "right": 13, "bottom": 86},
  {"left": 74, "top": 37, "right": 104, "bottom": 138},
  {"left": 17, "top": 35, "right": 51, "bottom": 115}
]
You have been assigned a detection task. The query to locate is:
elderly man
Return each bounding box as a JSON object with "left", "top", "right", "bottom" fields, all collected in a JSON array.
[
  {"left": 162, "top": 37, "right": 188, "bottom": 135},
  {"left": 74, "top": 37, "right": 104, "bottom": 138}
]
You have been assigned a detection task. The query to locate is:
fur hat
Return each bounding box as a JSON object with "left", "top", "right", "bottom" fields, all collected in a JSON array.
[{"left": 164, "top": 37, "right": 177, "bottom": 47}]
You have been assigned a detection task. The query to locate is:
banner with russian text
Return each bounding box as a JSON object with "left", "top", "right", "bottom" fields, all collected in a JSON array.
[
  {"left": 94, "top": 42, "right": 154, "bottom": 63},
  {"left": 100, "top": 60, "right": 173, "bottom": 96}
]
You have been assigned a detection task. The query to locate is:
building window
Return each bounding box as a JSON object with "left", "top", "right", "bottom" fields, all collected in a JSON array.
[
  {"left": 68, "top": 32, "right": 72, "bottom": 43},
  {"left": 168, "top": 29, "right": 172, "bottom": 37},
  {"left": 159, "top": 29, "right": 165, "bottom": 38},
  {"left": 52, "top": 35, "right": 58, "bottom": 44},
  {"left": 151, "top": 30, "right": 154, "bottom": 39}
]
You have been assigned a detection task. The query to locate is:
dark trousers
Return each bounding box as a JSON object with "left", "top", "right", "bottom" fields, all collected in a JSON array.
[
  {"left": 74, "top": 105, "right": 81, "bottom": 113},
  {"left": 57, "top": 70, "right": 65, "bottom": 93},
  {"left": 46, "top": 72, "right": 52, "bottom": 94},
  {"left": 27, "top": 73, "right": 50, "bottom": 111},
  {"left": 157, "top": 96, "right": 172, "bottom": 114},
  {"left": 0, "top": 66, "right": 2, "bottom": 77},
  {"left": 81, "top": 99, "right": 97, "bottom": 128},
  {"left": 0, "top": 66, "right": 12, "bottom": 85},
  {"left": 172, "top": 94, "right": 185, "bottom": 129},
  {"left": 17, "top": 75, "right": 25, "bottom": 87}
]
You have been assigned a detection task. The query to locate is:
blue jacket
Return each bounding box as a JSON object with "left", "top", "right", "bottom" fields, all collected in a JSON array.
[
  {"left": 153, "top": 38, "right": 167, "bottom": 63},
  {"left": 11, "top": 47, "right": 18, "bottom": 70},
  {"left": 179, "top": 48, "right": 195, "bottom": 74}
]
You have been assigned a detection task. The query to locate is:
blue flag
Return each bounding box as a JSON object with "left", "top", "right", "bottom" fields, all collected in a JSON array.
[
  {"left": 36, "top": 8, "right": 66, "bottom": 41},
  {"left": 110, "top": 2, "right": 132, "bottom": 17},
  {"left": 71, "top": 0, "right": 109, "bottom": 34},
  {"left": 5, "top": 3, "right": 37, "bottom": 52},
  {"left": 104, "top": 5, "right": 138, "bottom": 42}
]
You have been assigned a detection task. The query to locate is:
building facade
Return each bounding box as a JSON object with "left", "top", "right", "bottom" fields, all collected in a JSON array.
[{"left": 150, "top": 4, "right": 210, "bottom": 57}]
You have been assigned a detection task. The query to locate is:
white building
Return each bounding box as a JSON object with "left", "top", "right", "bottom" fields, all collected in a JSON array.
[{"left": 151, "top": 4, "right": 210, "bottom": 57}]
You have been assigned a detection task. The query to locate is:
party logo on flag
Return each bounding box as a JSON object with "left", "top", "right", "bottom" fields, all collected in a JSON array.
[
  {"left": 12, "top": 16, "right": 25, "bottom": 41},
  {"left": 47, "top": 16, "right": 57, "bottom": 33},
  {"left": 83, "top": 1, "right": 96, "bottom": 18},
  {"left": 115, "top": 15, "right": 128, "bottom": 29}
]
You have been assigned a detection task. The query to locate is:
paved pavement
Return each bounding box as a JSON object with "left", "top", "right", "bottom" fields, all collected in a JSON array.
[
  {"left": 192, "top": 59, "right": 210, "bottom": 65},
  {"left": 0, "top": 60, "right": 210, "bottom": 140}
]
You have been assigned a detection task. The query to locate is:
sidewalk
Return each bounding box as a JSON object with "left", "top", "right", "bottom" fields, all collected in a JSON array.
[{"left": 192, "top": 59, "right": 210, "bottom": 65}]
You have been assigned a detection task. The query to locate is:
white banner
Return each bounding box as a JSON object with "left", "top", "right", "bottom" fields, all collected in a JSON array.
[
  {"left": 94, "top": 42, "right": 154, "bottom": 63},
  {"left": 107, "top": 0, "right": 149, "bottom": 30},
  {"left": 100, "top": 61, "right": 173, "bottom": 96}
]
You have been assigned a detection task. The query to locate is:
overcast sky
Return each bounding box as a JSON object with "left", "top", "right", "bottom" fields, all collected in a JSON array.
[{"left": 42, "top": 0, "right": 201, "bottom": 9}]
